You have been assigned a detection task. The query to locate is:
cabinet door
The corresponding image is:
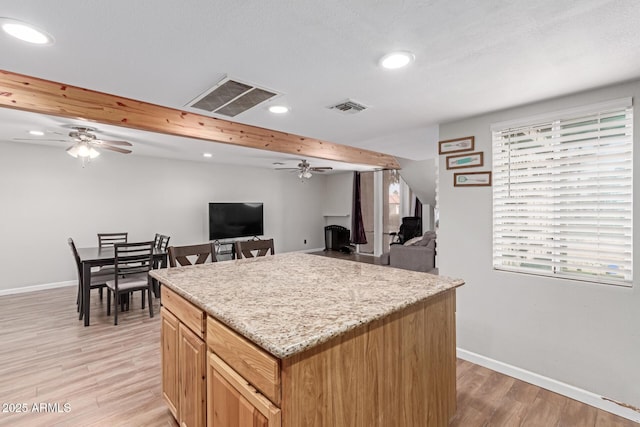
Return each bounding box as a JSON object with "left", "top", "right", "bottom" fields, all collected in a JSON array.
[
  {"left": 211, "top": 370, "right": 268, "bottom": 427},
  {"left": 179, "top": 323, "right": 206, "bottom": 427},
  {"left": 207, "top": 352, "right": 280, "bottom": 427},
  {"left": 161, "top": 308, "right": 180, "bottom": 420}
]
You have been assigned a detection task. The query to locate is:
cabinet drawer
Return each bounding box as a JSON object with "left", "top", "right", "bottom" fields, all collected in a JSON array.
[
  {"left": 161, "top": 287, "right": 205, "bottom": 339},
  {"left": 207, "top": 316, "right": 281, "bottom": 405}
]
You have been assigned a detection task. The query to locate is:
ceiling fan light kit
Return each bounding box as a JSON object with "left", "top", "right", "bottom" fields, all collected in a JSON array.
[{"left": 66, "top": 143, "right": 100, "bottom": 159}]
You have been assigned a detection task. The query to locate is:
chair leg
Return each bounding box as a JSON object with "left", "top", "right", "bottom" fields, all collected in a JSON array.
[
  {"left": 77, "top": 285, "right": 83, "bottom": 320},
  {"left": 147, "top": 286, "right": 154, "bottom": 318},
  {"left": 107, "top": 290, "right": 111, "bottom": 316},
  {"left": 141, "top": 290, "right": 146, "bottom": 309},
  {"left": 114, "top": 291, "right": 119, "bottom": 325},
  {"left": 99, "top": 287, "right": 103, "bottom": 301}
]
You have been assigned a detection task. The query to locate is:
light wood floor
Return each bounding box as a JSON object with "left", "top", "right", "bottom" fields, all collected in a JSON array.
[{"left": 0, "top": 286, "right": 636, "bottom": 426}]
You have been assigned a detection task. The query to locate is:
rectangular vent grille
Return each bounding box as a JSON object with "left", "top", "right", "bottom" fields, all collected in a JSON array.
[
  {"left": 328, "top": 99, "right": 368, "bottom": 114},
  {"left": 188, "top": 78, "right": 278, "bottom": 117}
]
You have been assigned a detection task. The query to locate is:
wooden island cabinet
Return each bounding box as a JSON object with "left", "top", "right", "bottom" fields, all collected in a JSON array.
[
  {"left": 161, "top": 287, "right": 207, "bottom": 427},
  {"left": 152, "top": 253, "right": 464, "bottom": 427}
]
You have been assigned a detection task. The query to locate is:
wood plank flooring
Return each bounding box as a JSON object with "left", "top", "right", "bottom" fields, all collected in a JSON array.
[{"left": 0, "top": 286, "right": 636, "bottom": 426}]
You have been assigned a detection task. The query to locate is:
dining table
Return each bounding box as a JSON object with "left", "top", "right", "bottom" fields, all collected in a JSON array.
[{"left": 77, "top": 246, "right": 167, "bottom": 326}]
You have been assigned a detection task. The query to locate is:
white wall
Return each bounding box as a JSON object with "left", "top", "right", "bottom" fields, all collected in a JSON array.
[
  {"left": 322, "top": 172, "right": 352, "bottom": 229},
  {"left": 438, "top": 80, "right": 640, "bottom": 409},
  {"left": 397, "top": 157, "right": 437, "bottom": 206},
  {"left": 0, "top": 141, "right": 326, "bottom": 291}
]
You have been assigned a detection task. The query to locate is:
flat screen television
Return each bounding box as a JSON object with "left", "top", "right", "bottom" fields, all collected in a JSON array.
[{"left": 208, "top": 202, "right": 264, "bottom": 240}]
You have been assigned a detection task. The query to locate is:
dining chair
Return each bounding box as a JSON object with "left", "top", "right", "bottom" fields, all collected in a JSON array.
[
  {"left": 168, "top": 243, "right": 217, "bottom": 267},
  {"left": 97, "top": 232, "right": 129, "bottom": 278},
  {"left": 68, "top": 238, "right": 111, "bottom": 318},
  {"left": 151, "top": 233, "right": 171, "bottom": 298},
  {"left": 234, "top": 238, "right": 275, "bottom": 259},
  {"left": 98, "top": 232, "right": 128, "bottom": 248},
  {"left": 153, "top": 233, "right": 171, "bottom": 252},
  {"left": 105, "top": 241, "right": 155, "bottom": 325}
]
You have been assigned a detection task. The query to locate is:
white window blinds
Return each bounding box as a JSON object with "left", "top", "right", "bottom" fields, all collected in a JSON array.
[{"left": 492, "top": 99, "right": 633, "bottom": 286}]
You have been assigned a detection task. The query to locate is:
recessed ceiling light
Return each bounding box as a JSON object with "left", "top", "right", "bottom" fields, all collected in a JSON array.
[
  {"left": 380, "top": 51, "right": 415, "bottom": 69},
  {"left": 268, "top": 105, "right": 289, "bottom": 114},
  {"left": 203, "top": 153, "right": 212, "bottom": 158},
  {"left": 0, "top": 18, "right": 54, "bottom": 45},
  {"left": 29, "top": 130, "right": 45, "bottom": 136}
]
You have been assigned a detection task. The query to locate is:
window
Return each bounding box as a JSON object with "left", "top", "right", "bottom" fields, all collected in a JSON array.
[{"left": 492, "top": 98, "right": 633, "bottom": 286}]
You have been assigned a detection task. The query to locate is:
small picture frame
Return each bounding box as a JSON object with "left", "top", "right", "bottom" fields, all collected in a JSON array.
[
  {"left": 454, "top": 171, "right": 492, "bottom": 187},
  {"left": 438, "top": 136, "right": 474, "bottom": 154},
  {"left": 446, "top": 151, "right": 484, "bottom": 170}
]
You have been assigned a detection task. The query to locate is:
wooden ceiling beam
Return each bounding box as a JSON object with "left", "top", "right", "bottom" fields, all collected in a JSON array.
[{"left": 0, "top": 70, "right": 400, "bottom": 169}]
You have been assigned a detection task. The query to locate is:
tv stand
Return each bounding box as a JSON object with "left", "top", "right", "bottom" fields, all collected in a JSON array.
[{"left": 212, "top": 240, "right": 236, "bottom": 260}]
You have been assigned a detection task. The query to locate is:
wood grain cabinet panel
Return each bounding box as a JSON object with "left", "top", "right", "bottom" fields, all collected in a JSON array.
[
  {"left": 161, "top": 308, "right": 180, "bottom": 420},
  {"left": 207, "top": 316, "right": 280, "bottom": 405},
  {"left": 179, "top": 323, "right": 206, "bottom": 427},
  {"left": 161, "top": 288, "right": 207, "bottom": 427},
  {"left": 163, "top": 287, "right": 206, "bottom": 339},
  {"left": 281, "top": 289, "right": 457, "bottom": 427},
  {"left": 208, "top": 352, "right": 281, "bottom": 427}
]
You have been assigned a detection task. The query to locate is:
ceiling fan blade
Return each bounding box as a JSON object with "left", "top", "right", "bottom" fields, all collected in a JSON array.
[
  {"left": 12, "top": 138, "right": 69, "bottom": 142},
  {"left": 310, "top": 167, "right": 333, "bottom": 171},
  {"left": 95, "top": 139, "right": 133, "bottom": 147},
  {"left": 100, "top": 145, "right": 132, "bottom": 154},
  {"left": 274, "top": 168, "right": 300, "bottom": 171}
]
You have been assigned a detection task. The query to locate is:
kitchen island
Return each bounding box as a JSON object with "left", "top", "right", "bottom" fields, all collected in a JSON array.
[{"left": 150, "top": 252, "right": 464, "bottom": 427}]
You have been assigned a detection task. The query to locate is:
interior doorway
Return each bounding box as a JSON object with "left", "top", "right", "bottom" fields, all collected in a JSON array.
[{"left": 358, "top": 170, "right": 414, "bottom": 256}]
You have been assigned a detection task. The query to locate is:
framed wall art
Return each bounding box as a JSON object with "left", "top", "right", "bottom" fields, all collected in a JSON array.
[
  {"left": 454, "top": 171, "right": 492, "bottom": 187},
  {"left": 438, "top": 136, "right": 474, "bottom": 154},
  {"left": 446, "top": 151, "right": 484, "bottom": 170}
]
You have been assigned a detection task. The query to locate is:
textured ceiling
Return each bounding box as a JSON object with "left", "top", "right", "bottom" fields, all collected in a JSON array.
[{"left": 1, "top": 0, "right": 639, "bottom": 167}]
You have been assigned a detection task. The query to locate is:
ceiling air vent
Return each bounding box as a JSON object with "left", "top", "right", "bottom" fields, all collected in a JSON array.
[
  {"left": 187, "top": 77, "right": 279, "bottom": 117},
  {"left": 328, "top": 99, "right": 368, "bottom": 114}
]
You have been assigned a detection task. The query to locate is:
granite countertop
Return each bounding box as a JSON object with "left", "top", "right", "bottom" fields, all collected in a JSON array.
[{"left": 150, "top": 252, "right": 464, "bottom": 359}]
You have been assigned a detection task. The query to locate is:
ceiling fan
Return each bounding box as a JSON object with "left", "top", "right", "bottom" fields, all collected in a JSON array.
[
  {"left": 275, "top": 159, "right": 333, "bottom": 179},
  {"left": 14, "top": 126, "right": 132, "bottom": 160},
  {"left": 64, "top": 126, "right": 132, "bottom": 159}
]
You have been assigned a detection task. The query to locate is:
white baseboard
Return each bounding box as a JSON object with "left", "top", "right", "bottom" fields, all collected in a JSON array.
[
  {"left": 0, "top": 280, "right": 76, "bottom": 297},
  {"left": 457, "top": 348, "right": 640, "bottom": 423},
  {"left": 296, "top": 247, "right": 325, "bottom": 253}
]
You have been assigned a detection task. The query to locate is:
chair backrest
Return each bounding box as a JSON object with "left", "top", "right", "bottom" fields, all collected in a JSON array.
[
  {"left": 399, "top": 217, "right": 422, "bottom": 243},
  {"left": 98, "top": 232, "right": 128, "bottom": 248},
  {"left": 68, "top": 237, "right": 82, "bottom": 278},
  {"left": 168, "top": 243, "right": 217, "bottom": 267},
  {"left": 154, "top": 233, "right": 171, "bottom": 251},
  {"left": 235, "top": 239, "right": 275, "bottom": 259},
  {"left": 114, "top": 241, "right": 154, "bottom": 281}
]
